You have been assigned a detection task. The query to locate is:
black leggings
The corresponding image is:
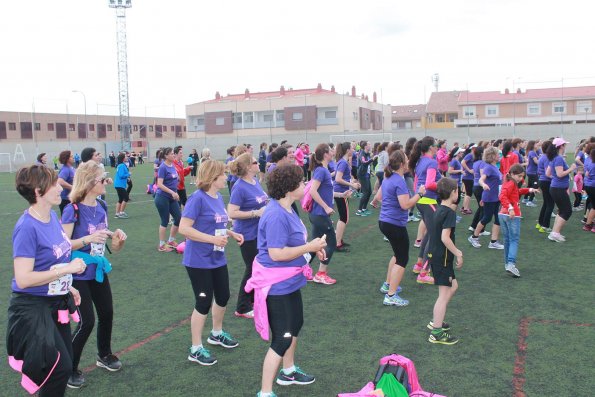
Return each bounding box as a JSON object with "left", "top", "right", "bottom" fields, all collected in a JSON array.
[
  {"left": 308, "top": 214, "right": 336, "bottom": 265},
  {"left": 573, "top": 192, "right": 583, "bottom": 207},
  {"left": 41, "top": 321, "right": 73, "bottom": 397},
  {"left": 358, "top": 174, "right": 371, "bottom": 210},
  {"left": 378, "top": 221, "right": 409, "bottom": 267},
  {"left": 538, "top": 180, "right": 554, "bottom": 228},
  {"left": 267, "top": 290, "right": 303, "bottom": 356},
  {"left": 186, "top": 266, "right": 230, "bottom": 315},
  {"left": 236, "top": 240, "right": 257, "bottom": 314},
  {"left": 416, "top": 203, "right": 436, "bottom": 262},
  {"left": 470, "top": 186, "right": 484, "bottom": 230},
  {"left": 71, "top": 276, "right": 114, "bottom": 371},
  {"left": 525, "top": 174, "right": 538, "bottom": 201},
  {"left": 335, "top": 197, "right": 349, "bottom": 224},
  {"left": 550, "top": 186, "right": 572, "bottom": 221}
]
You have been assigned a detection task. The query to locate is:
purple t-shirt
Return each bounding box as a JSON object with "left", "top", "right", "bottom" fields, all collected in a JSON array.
[
  {"left": 267, "top": 162, "right": 277, "bottom": 174},
  {"left": 481, "top": 163, "right": 501, "bottom": 202},
  {"left": 328, "top": 160, "right": 336, "bottom": 181},
  {"left": 311, "top": 166, "right": 333, "bottom": 216},
  {"left": 462, "top": 153, "right": 474, "bottom": 180},
  {"left": 333, "top": 158, "right": 351, "bottom": 193},
  {"left": 527, "top": 151, "right": 538, "bottom": 175},
  {"left": 576, "top": 151, "right": 585, "bottom": 167},
  {"left": 584, "top": 157, "right": 595, "bottom": 187},
  {"left": 351, "top": 151, "right": 358, "bottom": 167},
  {"left": 379, "top": 173, "right": 409, "bottom": 227},
  {"left": 415, "top": 156, "right": 441, "bottom": 200},
  {"left": 266, "top": 153, "right": 273, "bottom": 163},
  {"left": 182, "top": 190, "right": 229, "bottom": 269},
  {"left": 12, "top": 211, "right": 72, "bottom": 296},
  {"left": 226, "top": 156, "right": 234, "bottom": 181},
  {"left": 473, "top": 160, "right": 485, "bottom": 186},
  {"left": 537, "top": 155, "right": 551, "bottom": 182},
  {"left": 449, "top": 158, "right": 462, "bottom": 185},
  {"left": 549, "top": 155, "right": 569, "bottom": 188},
  {"left": 61, "top": 201, "right": 109, "bottom": 280},
  {"left": 256, "top": 200, "right": 307, "bottom": 295},
  {"left": 229, "top": 178, "right": 268, "bottom": 241},
  {"left": 58, "top": 165, "right": 75, "bottom": 200},
  {"left": 156, "top": 162, "right": 179, "bottom": 198},
  {"left": 514, "top": 150, "right": 524, "bottom": 164}
]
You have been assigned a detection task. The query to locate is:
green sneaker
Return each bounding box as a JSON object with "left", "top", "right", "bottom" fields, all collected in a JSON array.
[
  {"left": 427, "top": 321, "right": 450, "bottom": 331},
  {"left": 207, "top": 330, "right": 239, "bottom": 348},
  {"left": 428, "top": 329, "right": 459, "bottom": 345},
  {"left": 363, "top": 209, "right": 372, "bottom": 215},
  {"left": 188, "top": 346, "right": 217, "bottom": 366}
]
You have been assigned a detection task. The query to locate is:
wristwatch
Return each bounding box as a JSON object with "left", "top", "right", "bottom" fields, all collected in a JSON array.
[{"left": 418, "top": 192, "right": 424, "bottom": 198}]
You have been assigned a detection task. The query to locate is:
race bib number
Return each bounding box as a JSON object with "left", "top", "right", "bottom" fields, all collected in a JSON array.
[
  {"left": 47, "top": 263, "right": 73, "bottom": 296},
  {"left": 90, "top": 242, "right": 106, "bottom": 257},
  {"left": 213, "top": 229, "right": 227, "bottom": 252}
]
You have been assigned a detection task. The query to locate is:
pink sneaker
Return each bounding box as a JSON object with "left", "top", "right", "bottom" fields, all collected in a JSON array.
[
  {"left": 412, "top": 263, "right": 423, "bottom": 274},
  {"left": 234, "top": 310, "right": 254, "bottom": 319},
  {"left": 313, "top": 272, "right": 336, "bottom": 285},
  {"left": 416, "top": 273, "right": 434, "bottom": 285},
  {"left": 166, "top": 240, "right": 179, "bottom": 249},
  {"left": 413, "top": 239, "right": 422, "bottom": 248}
]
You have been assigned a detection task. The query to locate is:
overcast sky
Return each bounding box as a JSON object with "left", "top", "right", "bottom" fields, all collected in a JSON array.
[{"left": 2, "top": 0, "right": 595, "bottom": 117}]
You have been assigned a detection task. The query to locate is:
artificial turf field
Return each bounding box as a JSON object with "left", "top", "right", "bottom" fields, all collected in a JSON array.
[{"left": 0, "top": 163, "right": 593, "bottom": 397}]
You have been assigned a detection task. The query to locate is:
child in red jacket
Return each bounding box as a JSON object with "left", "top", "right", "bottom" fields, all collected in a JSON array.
[{"left": 498, "top": 164, "right": 539, "bottom": 278}]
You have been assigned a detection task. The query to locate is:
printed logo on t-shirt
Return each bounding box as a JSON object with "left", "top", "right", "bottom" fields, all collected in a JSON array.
[
  {"left": 52, "top": 231, "right": 72, "bottom": 259},
  {"left": 255, "top": 194, "right": 269, "bottom": 204}
]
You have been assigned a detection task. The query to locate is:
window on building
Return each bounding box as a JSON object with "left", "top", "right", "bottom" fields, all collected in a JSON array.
[
  {"left": 68, "top": 123, "right": 75, "bottom": 132},
  {"left": 133, "top": 125, "right": 138, "bottom": 131},
  {"left": 436, "top": 115, "right": 445, "bottom": 123},
  {"left": 486, "top": 105, "right": 499, "bottom": 117},
  {"left": 163, "top": 125, "right": 168, "bottom": 132},
  {"left": 8, "top": 122, "right": 16, "bottom": 130},
  {"left": 552, "top": 102, "right": 566, "bottom": 114},
  {"left": 149, "top": 125, "right": 154, "bottom": 131},
  {"left": 276, "top": 111, "right": 284, "bottom": 121},
  {"left": 233, "top": 113, "right": 242, "bottom": 123},
  {"left": 118, "top": 125, "right": 121, "bottom": 132},
  {"left": 183, "top": 126, "right": 186, "bottom": 132},
  {"left": 576, "top": 100, "right": 592, "bottom": 114},
  {"left": 263, "top": 114, "right": 273, "bottom": 122},
  {"left": 415, "top": 121, "right": 421, "bottom": 128},
  {"left": 353, "top": 112, "right": 358, "bottom": 120},
  {"left": 244, "top": 113, "right": 254, "bottom": 123},
  {"left": 527, "top": 103, "right": 541, "bottom": 115},
  {"left": 463, "top": 106, "right": 476, "bottom": 117},
  {"left": 216, "top": 117, "right": 225, "bottom": 126},
  {"left": 324, "top": 110, "right": 337, "bottom": 119},
  {"left": 170, "top": 126, "right": 174, "bottom": 132},
  {"left": 34, "top": 123, "right": 41, "bottom": 131},
  {"left": 448, "top": 114, "right": 456, "bottom": 122},
  {"left": 196, "top": 118, "right": 204, "bottom": 126},
  {"left": 292, "top": 112, "right": 303, "bottom": 121},
  {"left": 47, "top": 123, "right": 55, "bottom": 131},
  {"left": 107, "top": 124, "right": 113, "bottom": 132},
  {"left": 89, "top": 124, "right": 95, "bottom": 132}
]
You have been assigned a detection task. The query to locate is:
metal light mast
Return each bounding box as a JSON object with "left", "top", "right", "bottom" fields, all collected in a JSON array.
[{"left": 108, "top": 0, "right": 132, "bottom": 152}]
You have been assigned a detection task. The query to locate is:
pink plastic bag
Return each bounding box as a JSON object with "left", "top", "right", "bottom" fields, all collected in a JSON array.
[{"left": 300, "top": 180, "right": 313, "bottom": 212}]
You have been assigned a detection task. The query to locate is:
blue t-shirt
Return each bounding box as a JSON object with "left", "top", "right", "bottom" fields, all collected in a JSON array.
[
  {"left": 415, "top": 156, "right": 441, "bottom": 200},
  {"left": 584, "top": 157, "right": 595, "bottom": 187},
  {"left": 62, "top": 201, "right": 109, "bottom": 280},
  {"left": 449, "top": 158, "right": 462, "bottom": 185},
  {"left": 311, "top": 166, "right": 333, "bottom": 217},
  {"left": 182, "top": 190, "right": 229, "bottom": 269},
  {"left": 12, "top": 211, "right": 72, "bottom": 296},
  {"left": 527, "top": 151, "right": 538, "bottom": 175},
  {"left": 481, "top": 163, "right": 501, "bottom": 202},
  {"left": 514, "top": 150, "right": 524, "bottom": 164},
  {"left": 256, "top": 200, "right": 307, "bottom": 295},
  {"left": 156, "top": 162, "right": 179, "bottom": 198},
  {"left": 473, "top": 160, "right": 485, "bottom": 186},
  {"left": 537, "top": 155, "right": 552, "bottom": 182},
  {"left": 333, "top": 158, "right": 351, "bottom": 193},
  {"left": 379, "top": 173, "right": 409, "bottom": 227},
  {"left": 58, "top": 165, "right": 75, "bottom": 200},
  {"left": 549, "top": 155, "right": 569, "bottom": 189},
  {"left": 462, "top": 153, "right": 474, "bottom": 180},
  {"left": 229, "top": 178, "right": 268, "bottom": 241}
]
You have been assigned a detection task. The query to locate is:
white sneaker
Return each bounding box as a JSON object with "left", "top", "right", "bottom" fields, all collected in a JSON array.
[
  {"left": 383, "top": 236, "right": 389, "bottom": 242},
  {"left": 505, "top": 263, "right": 521, "bottom": 278},
  {"left": 547, "top": 232, "right": 565, "bottom": 242},
  {"left": 480, "top": 231, "right": 491, "bottom": 236},
  {"left": 468, "top": 236, "right": 481, "bottom": 248},
  {"left": 488, "top": 241, "right": 504, "bottom": 250},
  {"left": 526, "top": 201, "right": 538, "bottom": 207},
  {"left": 467, "top": 226, "right": 474, "bottom": 232}
]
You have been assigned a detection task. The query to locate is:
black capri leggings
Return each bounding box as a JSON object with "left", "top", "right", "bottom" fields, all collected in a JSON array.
[
  {"left": 186, "top": 266, "right": 230, "bottom": 315},
  {"left": 335, "top": 197, "right": 349, "bottom": 224},
  {"left": 462, "top": 179, "right": 474, "bottom": 200},
  {"left": 480, "top": 201, "right": 501, "bottom": 226},
  {"left": 378, "top": 221, "right": 409, "bottom": 268},
  {"left": 550, "top": 186, "right": 572, "bottom": 221},
  {"left": 308, "top": 214, "right": 336, "bottom": 265},
  {"left": 236, "top": 240, "right": 257, "bottom": 314},
  {"left": 525, "top": 174, "right": 538, "bottom": 200},
  {"left": 538, "top": 180, "right": 554, "bottom": 228},
  {"left": 470, "top": 186, "right": 484, "bottom": 230},
  {"left": 267, "top": 289, "right": 303, "bottom": 356}
]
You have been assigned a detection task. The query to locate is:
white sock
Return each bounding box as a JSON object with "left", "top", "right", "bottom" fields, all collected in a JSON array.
[
  {"left": 159, "top": 240, "right": 166, "bottom": 246},
  {"left": 211, "top": 329, "right": 222, "bottom": 337},
  {"left": 282, "top": 365, "right": 296, "bottom": 375},
  {"left": 168, "top": 237, "right": 176, "bottom": 242},
  {"left": 190, "top": 344, "right": 202, "bottom": 353}
]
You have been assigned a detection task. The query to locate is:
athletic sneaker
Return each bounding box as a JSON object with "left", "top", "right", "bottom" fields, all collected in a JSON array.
[
  {"left": 234, "top": 310, "right": 254, "bottom": 319},
  {"left": 383, "top": 236, "right": 389, "bottom": 242},
  {"left": 276, "top": 366, "right": 316, "bottom": 386},
  {"left": 96, "top": 354, "right": 122, "bottom": 372},
  {"left": 188, "top": 346, "right": 217, "bottom": 366},
  {"left": 542, "top": 227, "right": 552, "bottom": 233},
  {"left": 582, "top": 224, "right": 593, "bottom": 232},
  {"left": 335, "top": 244, "right": 350, "bottom": 252},
  {"left": 427, "top": 321, "right": 450, "bottom": 331},
  {"left": 256, "top": 392, "right": 278, "bottom": 397},
  {"left": 158, "top": 244, "right": 174, "bottom": 252},
  {"left": 467, "top": 226, "right": 475, "bottom": 232},
  {"left": 383, "top": 293, "right": 409, "bottom": 306},
  {"left": 572, "top": 206, "right": 583, "bottom": 212},
  {"left": 355, "top": 210, "right": 369, "bottom": 217},
  {"left": 526, "top": 201, "right": 538, "bottom": 207},
  {"left": 505, "top": 263, "right": 521, "bottom": 278},
  {"left": 412, "top": 263, "right": 423, "bottom": 273},
  {"left": 313, "top": 272, "right": 336, "bottom": 285},
  {"left": 428, "top": 329, "right": 459, "bottom": 345},
  {"left": 536, "top": 225, "right": 546, "bottom": 233},
  {"left": 455, "top": 215, "right": 462, "bottom": 224},
  {"left": 521, "top": 198, "right": 528, "bottom": 204},
  {"left": 118, "top": 212, "right": 129, "bottom": 219},
  {"left": 379, "top": 282, "right": 402, "bottom": 294},
  {"left": 547, "top": 232, "right": 565, "bottom": 243},
  {"left": 535, "top": 223, "right": 541, "bottom": 230},
  {"left": 166, "top": 240, "right": 179, "bottom": 249},
  {"left": 479, "top": 230, "right": 491, "bottom": 236},
  {"left": 468, "top": 236, "right": 481, "bottom": 248},
  {"left": 207, "top": 330, "right": 239, "bottom": 348},
  {"left": 363, "top": 209, "right": 372, "bottom": 215},
  {"left": 488, "top": 241, "right": 504, "bottom": 250},
  {"left": 408, "top": 214, "right": 421, "bottom": 222},
  {"left": 340, "top": 240, "right": 351, "bottom": 247},
  {"left": 67, "top": 370, "right": 85, "bottom": 389},
  {"left": 114, "top": 213, "right": 121, "bottom": 219},
  {"left": 413, "top": 239, "right": 422, "bottom": 248},
  {"left": 416, "top": 273, "right": 434, "bottom": 284}
]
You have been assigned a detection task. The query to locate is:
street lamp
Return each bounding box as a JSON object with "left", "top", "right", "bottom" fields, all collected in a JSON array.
[{"left": 72, "top": 90, "right": 88, "bottom": 138}]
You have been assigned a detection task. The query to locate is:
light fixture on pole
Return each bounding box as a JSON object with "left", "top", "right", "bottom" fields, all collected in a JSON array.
[{"left": 72, "top": 90, "right": 88, "bottom": 138}]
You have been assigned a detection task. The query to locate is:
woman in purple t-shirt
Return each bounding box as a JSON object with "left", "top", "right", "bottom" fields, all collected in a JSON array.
[
  {"left": 227, "top": 153, "right": 268, "bottom": 318},
  {"left": 179, "top": 160, "right": 244, "bottom": 366},
  {"left": 254, "top": 164, "right": 326, "bottom": 397},
  {"left": 333, "top": 142, "right": 360, "bottom": 252},
  {"left": 545, "top": 138, "right": 576, "bottom": 242},
  {"left": 154, "top": 147, "right": 182, "bottom": 252},
  {"left": 57, "top": 150, "right": 75, "bottom": 215},
  {"left": 61, "top": 161, "right": 128, "bottom": 387},
  {"left": 8, "top": 165, "right": 86, "bottom": 396},
  {"left": 309, "top": 143, "right": 338, "bottom": 285}
]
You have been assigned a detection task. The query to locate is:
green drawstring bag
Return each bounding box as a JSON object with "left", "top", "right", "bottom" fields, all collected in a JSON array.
[{"left": 376, "top": 373, "right": 409, "bottom": 397}]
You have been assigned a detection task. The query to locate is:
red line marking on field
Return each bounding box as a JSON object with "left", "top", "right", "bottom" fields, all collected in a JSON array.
[
  {"left": 82, "top": 317, "right": 190, "bottom": 373},
  {"left": 512, "top": 317, "right": 593, "bottom": 397}
]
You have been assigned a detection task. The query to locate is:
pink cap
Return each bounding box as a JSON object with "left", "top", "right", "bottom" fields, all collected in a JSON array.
[{"left": 552, "top": 137, "right": 569, "bottom": 147}]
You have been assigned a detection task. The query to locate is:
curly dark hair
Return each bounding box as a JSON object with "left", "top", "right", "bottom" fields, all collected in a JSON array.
[{"left": 267, "top": 164, "right": 304, "bottom": 200}]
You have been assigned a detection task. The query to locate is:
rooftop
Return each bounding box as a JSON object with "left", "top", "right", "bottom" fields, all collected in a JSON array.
[{"left": 460, "top": 86, "right": 595, "bottom": 103}]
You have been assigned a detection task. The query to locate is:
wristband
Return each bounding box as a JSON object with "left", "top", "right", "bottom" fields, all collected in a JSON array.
[{"left": 82, "top": 238, "right": 88, "bottom": 247}]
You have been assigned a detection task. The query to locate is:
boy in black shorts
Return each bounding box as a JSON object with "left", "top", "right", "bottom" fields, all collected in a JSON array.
[{"left": 427, "top": 178, "right": 463, "bottom": 345}]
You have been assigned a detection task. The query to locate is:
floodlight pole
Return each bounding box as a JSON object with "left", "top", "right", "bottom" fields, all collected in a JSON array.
[
  {"left": 108, "top": 0, "right": 132, "bottom": 152},
  {"left": 72, "top": 90, "right": 87, "bottom": 138}
]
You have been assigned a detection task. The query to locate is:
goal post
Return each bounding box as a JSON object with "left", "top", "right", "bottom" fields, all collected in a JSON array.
[
  {"left": 0, "top": 153, "right": 13, "bottom": 173},
  {"left": 329, "top": 132, "right": 393, "bottom": 144}
]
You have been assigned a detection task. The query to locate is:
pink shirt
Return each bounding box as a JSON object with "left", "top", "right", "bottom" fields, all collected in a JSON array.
[{"left": 294, "top": 148, "right": 304, "bottom": 166}]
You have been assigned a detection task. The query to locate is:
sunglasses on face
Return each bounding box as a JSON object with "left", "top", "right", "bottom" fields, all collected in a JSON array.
[{"left": 95, "top": 177, "right": 107, "bottom": 184}]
